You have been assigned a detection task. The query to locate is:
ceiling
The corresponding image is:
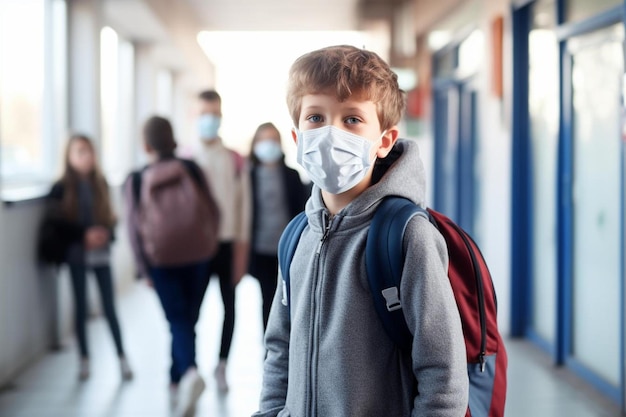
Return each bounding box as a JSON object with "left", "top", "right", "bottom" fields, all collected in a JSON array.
[
  {"left": 185, "top": 0, "right": 363, "bottom": 31},
  {"left": 101, "top": 0, "right": 403, "bottom": 88}
]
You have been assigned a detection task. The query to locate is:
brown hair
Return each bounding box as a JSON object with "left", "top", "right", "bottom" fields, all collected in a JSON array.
[
  {"left": 286, "top": 45, "right": 406, "bottom": 131},
  {"left": 61, "top": 134, "right": 116, "bottom": 227},
  {"left": 143, "top": 116, "right": 177, "bottom": 158},
  {"left": 198, "top": 90, "right": 221, "bottom": 103},
  {"left": 249, "top": 122, "right": 283, "bottom": 165}
]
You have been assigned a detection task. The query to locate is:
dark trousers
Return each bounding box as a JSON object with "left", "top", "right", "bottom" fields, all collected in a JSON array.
[
  {"left": 249, "top": 252, "right": 279, "bottom": 331},
  {"left": 68, "top": 264, "right": 125, "bottom": 359},
  {"left": 207, "top": 242, "right": 236, "bottom": 360},
  {"left": 150, "top": 260, "right": 210, "bottom": 384}
]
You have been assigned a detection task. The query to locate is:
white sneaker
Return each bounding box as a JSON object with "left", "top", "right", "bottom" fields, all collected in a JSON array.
[
  {"left": 78, "top": 358, "right": 90, "bottom": 381},
  {"left": 169, "top": 384, "right": 179, "bottom": 409},
  {"left": 174, "top": 368, "right": 205, "bottom": 417},
  {"left": 214, "top": 360, "right": 229, "bottom": 393},
  {"left": 119, "top": 357, "right": 133, "bottom": 381}
]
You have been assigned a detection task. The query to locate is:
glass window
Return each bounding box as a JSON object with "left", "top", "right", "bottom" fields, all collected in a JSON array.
[
  {"left": 0, "top": 0, "right": 45, "bottom": 182},
  {"left": 565, "top": 0, "right": 622, "bottom": 24},
  {"left": 569, "top": 24, "right": 623, "bottom": 386},
  {"left": 100, "top": 27, "right": 135, "bottom": 185},
  {"left": 528, "top": 0, "right": 559, "bottom": 345},
  {"left": 100, "top": 26, "right": 119, "bottom": 182}
]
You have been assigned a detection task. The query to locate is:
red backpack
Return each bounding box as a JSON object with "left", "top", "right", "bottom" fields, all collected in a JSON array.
[
  {"left": 133, "top": 158, "right": 219, "bottom": 267},
  {"left": 279, "top": 197, "right": 507, "bottom": 417}
]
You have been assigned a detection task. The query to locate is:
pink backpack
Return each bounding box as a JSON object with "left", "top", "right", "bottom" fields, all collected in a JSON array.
[{"left": 133, "top": 159, "right": 219, "bottom": 267}]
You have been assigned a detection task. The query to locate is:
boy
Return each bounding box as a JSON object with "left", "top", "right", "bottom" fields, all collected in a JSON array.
[
  {"left": 195, "top": 90, "right": 252, "bottom": 391},
  {"left": 253, "top": 45, "right": 469, "bottom": 416}
]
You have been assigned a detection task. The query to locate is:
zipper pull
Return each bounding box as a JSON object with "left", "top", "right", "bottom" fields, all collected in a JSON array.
[
  {"left": 316, "top": 213, "right": 333, "bottom": 254},
  {"left": 479, "top": 353, "right": 486, "bottom": 372},
  {"left": 321, "top": 216, "right": 332, "bottom": 242}
]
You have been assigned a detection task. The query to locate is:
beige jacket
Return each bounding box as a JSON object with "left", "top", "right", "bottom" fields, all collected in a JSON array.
[{"left": 195, "top": 138, "right": 252, "bottom": 244}]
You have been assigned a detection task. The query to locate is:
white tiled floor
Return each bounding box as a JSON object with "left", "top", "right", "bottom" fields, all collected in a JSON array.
[{"left": 0, "top": 277, "right": 623, "bottom": 417}]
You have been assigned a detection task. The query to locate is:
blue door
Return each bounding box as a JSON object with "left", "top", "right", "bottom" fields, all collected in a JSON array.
[{"left": 433, "top": 79, "right": 478, "bottom": 237}]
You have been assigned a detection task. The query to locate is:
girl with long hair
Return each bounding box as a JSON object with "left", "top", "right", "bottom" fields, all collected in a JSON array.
[{"left": 43, "top": 134, "right": 132, "bottom": 381}]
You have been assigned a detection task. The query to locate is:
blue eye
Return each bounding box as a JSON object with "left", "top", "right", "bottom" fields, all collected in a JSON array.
[
  {"left": 307, "top": 115, "right": 323, "bottom": 123},
  {"left": 345, "top": 117, "right": 361, "bottom": 124}
]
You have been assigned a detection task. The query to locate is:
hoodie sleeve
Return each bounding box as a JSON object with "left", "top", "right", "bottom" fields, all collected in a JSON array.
[
  {"left": 401, "top": 216, "right": 469, "bottom": 417},
  {"left": 252, "top": 272, "right": 290, "bottom": 417}
]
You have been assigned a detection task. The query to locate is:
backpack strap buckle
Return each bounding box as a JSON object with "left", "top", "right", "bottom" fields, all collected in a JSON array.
[
  {"left": 281, "top": 279, "right": 289, "bottom": 307},
  {"left": 381, "top": 287, "right": 402, "bottom": 312}
]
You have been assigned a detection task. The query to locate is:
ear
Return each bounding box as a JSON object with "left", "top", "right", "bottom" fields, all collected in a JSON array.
[
  {"left": 291, "top": 128, "right": 298, "bottom": 145},
  {"left": 376, "top": 126, "right": 399, "bottom": 158}
]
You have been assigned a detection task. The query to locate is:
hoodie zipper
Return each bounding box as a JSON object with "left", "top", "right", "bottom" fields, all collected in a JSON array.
[
  {"left": 317, "top": 214, "right": 333, "bottom": 253},
  {"left": 308, "top": 212, "right": 333, "bottom": 416}
]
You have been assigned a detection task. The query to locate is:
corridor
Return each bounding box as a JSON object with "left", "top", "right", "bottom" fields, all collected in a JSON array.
[{"left": 0, "top": 277, "right": 621, "bottom": 417}]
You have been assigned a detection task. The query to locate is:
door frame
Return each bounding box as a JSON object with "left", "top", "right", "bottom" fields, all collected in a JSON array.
[{"left": 432, "top": 45, "right": 480, "bottom": 236}]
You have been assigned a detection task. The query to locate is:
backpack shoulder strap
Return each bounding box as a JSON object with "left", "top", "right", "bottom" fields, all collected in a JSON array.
[
  {"left": 131, "top": 171, "right": 142, "bottom": 205},
  {"left": 277, "top": 211, "right": 308, "bottom": 320},
  {"left": 230, "top": 149, "right": 245, "bottom": 178},
  {"left": 179, "top": 158, "right": 209, "bottom": 191},
  {"left": 366, "top": 197, "right": 429, "bottom": 350}
]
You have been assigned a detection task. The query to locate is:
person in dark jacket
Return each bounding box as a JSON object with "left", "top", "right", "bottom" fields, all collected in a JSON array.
[
  {"left": 248, "top": 122, "right": 309, "bottom": 331},
  {"left": 40, "top": 134, "right": 132, "bottom": 382}
]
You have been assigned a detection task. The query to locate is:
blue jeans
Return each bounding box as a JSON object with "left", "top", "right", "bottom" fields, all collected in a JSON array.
[
  {"left": 150, "top": 260, "right": 210, "bottom": 384},
  {"left": 68, "top": 264, "right": 125, "bottom": 358}
]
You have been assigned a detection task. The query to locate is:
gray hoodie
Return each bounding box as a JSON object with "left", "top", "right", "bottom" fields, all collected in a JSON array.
[{"left": 253, "top": 139, "right": 469, "bottom": 417}]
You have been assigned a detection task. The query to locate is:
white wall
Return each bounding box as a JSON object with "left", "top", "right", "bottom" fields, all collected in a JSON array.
[
  {"left": 0, "top": 201, "right": 59, "bottom": 385},
  {"left": 0, "top": 191, "right": 135, "bottom": 388},
  {"left": 474, "top": 0, "right": 513, "bottom": 336},
  {"left": 414, "top": 0, "right": 513, "bottom": 335}
]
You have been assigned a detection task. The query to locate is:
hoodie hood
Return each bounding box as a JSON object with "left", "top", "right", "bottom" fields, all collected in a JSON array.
[{"left": 305, "top": 138, "right": 426, "bottom": 233}]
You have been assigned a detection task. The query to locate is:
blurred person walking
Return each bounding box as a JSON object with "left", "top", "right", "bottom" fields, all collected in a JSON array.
[
  {"left": 39, "top": 134, "right": 133, "bottom": 382},
  {"left": 124, "top": 116, "right": 220, "bottom": 417},
  {"left": 248, "top": 122, "right": 308, "bottom": 331},
  {"left": 195, "top": 90, "right": 252, "bottom": 392}
]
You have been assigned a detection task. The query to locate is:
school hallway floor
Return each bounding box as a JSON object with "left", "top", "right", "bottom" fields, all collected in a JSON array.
[{"left": 0, "top": 277, "right": 622, "bottom": 417}]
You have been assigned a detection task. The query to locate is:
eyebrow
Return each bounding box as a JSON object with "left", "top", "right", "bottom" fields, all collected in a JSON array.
[{"left": 301, "top": 105, "right": 370, "bottom": 115}]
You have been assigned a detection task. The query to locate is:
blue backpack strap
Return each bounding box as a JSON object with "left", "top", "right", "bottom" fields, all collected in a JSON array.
[
  {"left": 366, "top": 197, "right": 429, "bottom": 350},
  {"left": 277, "top": 211, "right": 308, "bottom": 320}
]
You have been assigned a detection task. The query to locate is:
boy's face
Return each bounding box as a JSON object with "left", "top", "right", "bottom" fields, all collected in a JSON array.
[
  {"left": 293, "top": 91, "right": 397, "bottom": 161},
  {"left": 199, "top": 98, "right": 221, "bottom": 117}
]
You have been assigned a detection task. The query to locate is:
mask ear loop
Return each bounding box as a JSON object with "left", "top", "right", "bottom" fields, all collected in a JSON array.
[{"left": 370, "top": 129, "right": 388, "bottom": 164}]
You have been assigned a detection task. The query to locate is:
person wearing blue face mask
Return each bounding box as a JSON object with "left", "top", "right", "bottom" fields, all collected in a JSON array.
[
  {"left": 248, "top": 122, "right": 309, "bottom": 332},
  {"left": 195, "top": 90, "right": 252, "bottom": 392}
]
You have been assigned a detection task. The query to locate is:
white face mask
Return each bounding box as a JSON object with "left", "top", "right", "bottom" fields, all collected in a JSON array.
[
  {"left": 254, "top": 141, "right": 283, "bottom": 164},
  {"left": 296, "top": 125, "right": 382, "bottom": 195},
  {"left": 198, "top": 114, "right": 221, "bottom": 140}
]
